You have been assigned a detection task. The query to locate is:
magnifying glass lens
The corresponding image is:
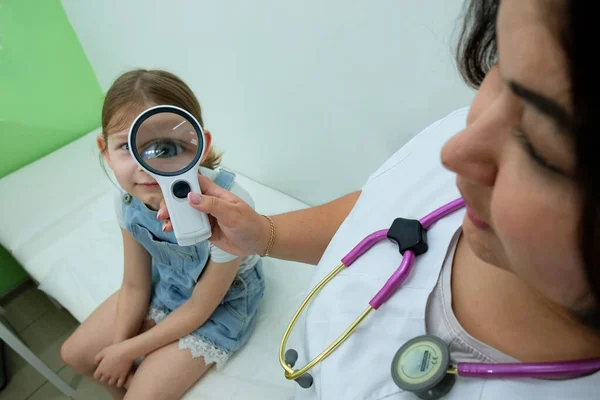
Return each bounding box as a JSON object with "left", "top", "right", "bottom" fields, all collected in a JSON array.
[{"left": 134, "top": 111, "right": 201, "bottom": 174}]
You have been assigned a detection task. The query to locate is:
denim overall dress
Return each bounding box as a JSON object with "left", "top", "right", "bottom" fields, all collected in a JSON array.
[{"left": 121, "top": 169, "right": 265, "bottom": 369}]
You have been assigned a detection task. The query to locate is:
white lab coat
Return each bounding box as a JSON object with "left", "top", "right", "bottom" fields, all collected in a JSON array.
[{"left": 290, "top": 107, "right": 600, "bottom": 399}]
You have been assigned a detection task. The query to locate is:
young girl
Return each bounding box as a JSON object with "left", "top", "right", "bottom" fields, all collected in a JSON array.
[{"left": 61, "top": 69, "right": 265, "bottom": 400}]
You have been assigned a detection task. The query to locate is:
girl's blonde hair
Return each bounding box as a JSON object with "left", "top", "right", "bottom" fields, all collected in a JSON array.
[{"left": 100, "top": 69, "right": 222, "bottom": 169}]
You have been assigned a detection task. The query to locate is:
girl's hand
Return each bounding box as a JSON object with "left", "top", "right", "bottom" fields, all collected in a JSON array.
[
  {"left": 93, "top": 342, "right": 136, "bottom": 388},
  {"left": 157, "top": 175, "right": 270, "bottom": 257}
]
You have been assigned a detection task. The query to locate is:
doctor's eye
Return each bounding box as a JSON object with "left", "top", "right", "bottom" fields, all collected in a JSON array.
[{"left": 512, "top": 127, "right": 565, "bottom": 176}]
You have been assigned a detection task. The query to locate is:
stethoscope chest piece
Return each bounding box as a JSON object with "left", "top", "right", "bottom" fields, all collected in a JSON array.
[{"left": 391, "top": 335, "right": 455, "bottom": 400}]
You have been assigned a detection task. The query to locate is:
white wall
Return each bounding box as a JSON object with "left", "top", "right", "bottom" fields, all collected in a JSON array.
[{"left": 62, "top": 0, "right": 474, "bottom": 206}]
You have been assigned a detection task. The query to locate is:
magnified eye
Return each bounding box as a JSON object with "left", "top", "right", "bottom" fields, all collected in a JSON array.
[{"left": 141, "top": 140, "right": 184, "bottom": 160}]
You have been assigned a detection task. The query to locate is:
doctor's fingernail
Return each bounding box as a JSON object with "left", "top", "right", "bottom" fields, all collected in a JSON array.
[
  {"left": 162, "top": 224, "right": 167, "bottom": 232},
  {"left": 157, "top": 209, "right": 164, "bottom": 219},
  {"left": 188, "top": 192, "right": 201, "bottom": 205}
]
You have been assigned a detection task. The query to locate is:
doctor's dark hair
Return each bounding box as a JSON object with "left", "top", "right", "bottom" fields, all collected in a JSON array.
[
  {"left": 100, "top": 69, "right": 222, "bottom": 170},
  {"left": 456, "top": 1, "right": 600, "bottom": 327}
]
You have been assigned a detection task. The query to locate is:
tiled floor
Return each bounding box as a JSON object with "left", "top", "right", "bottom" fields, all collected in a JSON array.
[{"left": 0, "top": 281, "right": 110, "bottom": 400}]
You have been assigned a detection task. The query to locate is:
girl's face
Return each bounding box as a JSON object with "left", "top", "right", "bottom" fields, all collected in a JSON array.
[
  {"left": 441, "top": 0, "right": 595, "bottom": 315},
  {"left": 98, "top": 111, "right": 212, "bottom": 211}
]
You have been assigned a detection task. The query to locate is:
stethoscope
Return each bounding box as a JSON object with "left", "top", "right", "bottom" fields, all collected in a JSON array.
[{"left": 279, "top": 198, "right": 600, "bottom": 399}]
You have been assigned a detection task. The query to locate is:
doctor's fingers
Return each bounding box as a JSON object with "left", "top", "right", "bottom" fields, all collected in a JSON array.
[
  {"left": 157, "top": 175, "right": 239, "bottom": 221},
  {"left": 197, "top": 175, "right": 240, "bottom": 202}
]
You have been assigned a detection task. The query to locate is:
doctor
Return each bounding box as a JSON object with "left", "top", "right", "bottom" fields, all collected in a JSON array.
[{"left": 162, "top": 0, "right": 600, "bottom": 398}]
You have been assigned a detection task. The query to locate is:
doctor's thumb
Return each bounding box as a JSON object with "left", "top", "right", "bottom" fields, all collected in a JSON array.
[
  {"left": 188, "top": 192, "right": 227, "bottom": 219},
  {"left": 188, "top": 192, "right": 202, "bottom": 205}
]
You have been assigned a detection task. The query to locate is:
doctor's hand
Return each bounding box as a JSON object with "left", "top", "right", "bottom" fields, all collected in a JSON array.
[{"left": 157, "top": 175, "right": 271, "bottom": 257}]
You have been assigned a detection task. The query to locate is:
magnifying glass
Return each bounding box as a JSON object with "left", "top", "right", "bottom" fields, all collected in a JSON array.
[{"left": 128, "top": 105, "right": 211, "bottom": 246}]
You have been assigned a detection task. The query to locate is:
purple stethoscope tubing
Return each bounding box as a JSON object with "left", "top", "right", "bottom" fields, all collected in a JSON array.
[
  {"left": 340, "top": 197, "right": 465, "bottom": 310},
  {"left": 341, "top": 197, "right": 600, "bottom": 379},
  {"left": 458, "top": 359, "right": 600, "bottom": 379}
]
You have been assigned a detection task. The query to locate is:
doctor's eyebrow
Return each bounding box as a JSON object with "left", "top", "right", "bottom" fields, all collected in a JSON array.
[{"left": 509, "top": 81, "right": 574, "bottom": 133}]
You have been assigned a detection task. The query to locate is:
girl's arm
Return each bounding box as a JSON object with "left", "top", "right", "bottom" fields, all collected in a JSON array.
[
  {"left": 113, "top": 228, "right": 152, "bottom": 344},
  {"left": 121, "top": 257, "right": 240, "bottom": 359}
]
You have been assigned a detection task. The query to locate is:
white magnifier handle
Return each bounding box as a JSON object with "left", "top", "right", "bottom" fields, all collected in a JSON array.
[
  {"left": 128, "top": 105, "right": 212, "bottom": 246},
  {"left": 157, "top": 169, "right": 211, "bottom": 246}
]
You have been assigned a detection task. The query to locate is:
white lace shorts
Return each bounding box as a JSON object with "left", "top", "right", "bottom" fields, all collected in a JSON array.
[{"left": 146, "top": 306, "right": 231, "bottom": 370}]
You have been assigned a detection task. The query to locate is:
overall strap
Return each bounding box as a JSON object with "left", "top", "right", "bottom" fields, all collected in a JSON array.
[{"left": 213, "top": 169, "right": 236, "bottom": 190}]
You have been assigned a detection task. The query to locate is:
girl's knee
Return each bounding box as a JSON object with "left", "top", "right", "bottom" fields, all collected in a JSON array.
[{"left": 60, "top": 335, "right": 94, "bottom": 374}]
